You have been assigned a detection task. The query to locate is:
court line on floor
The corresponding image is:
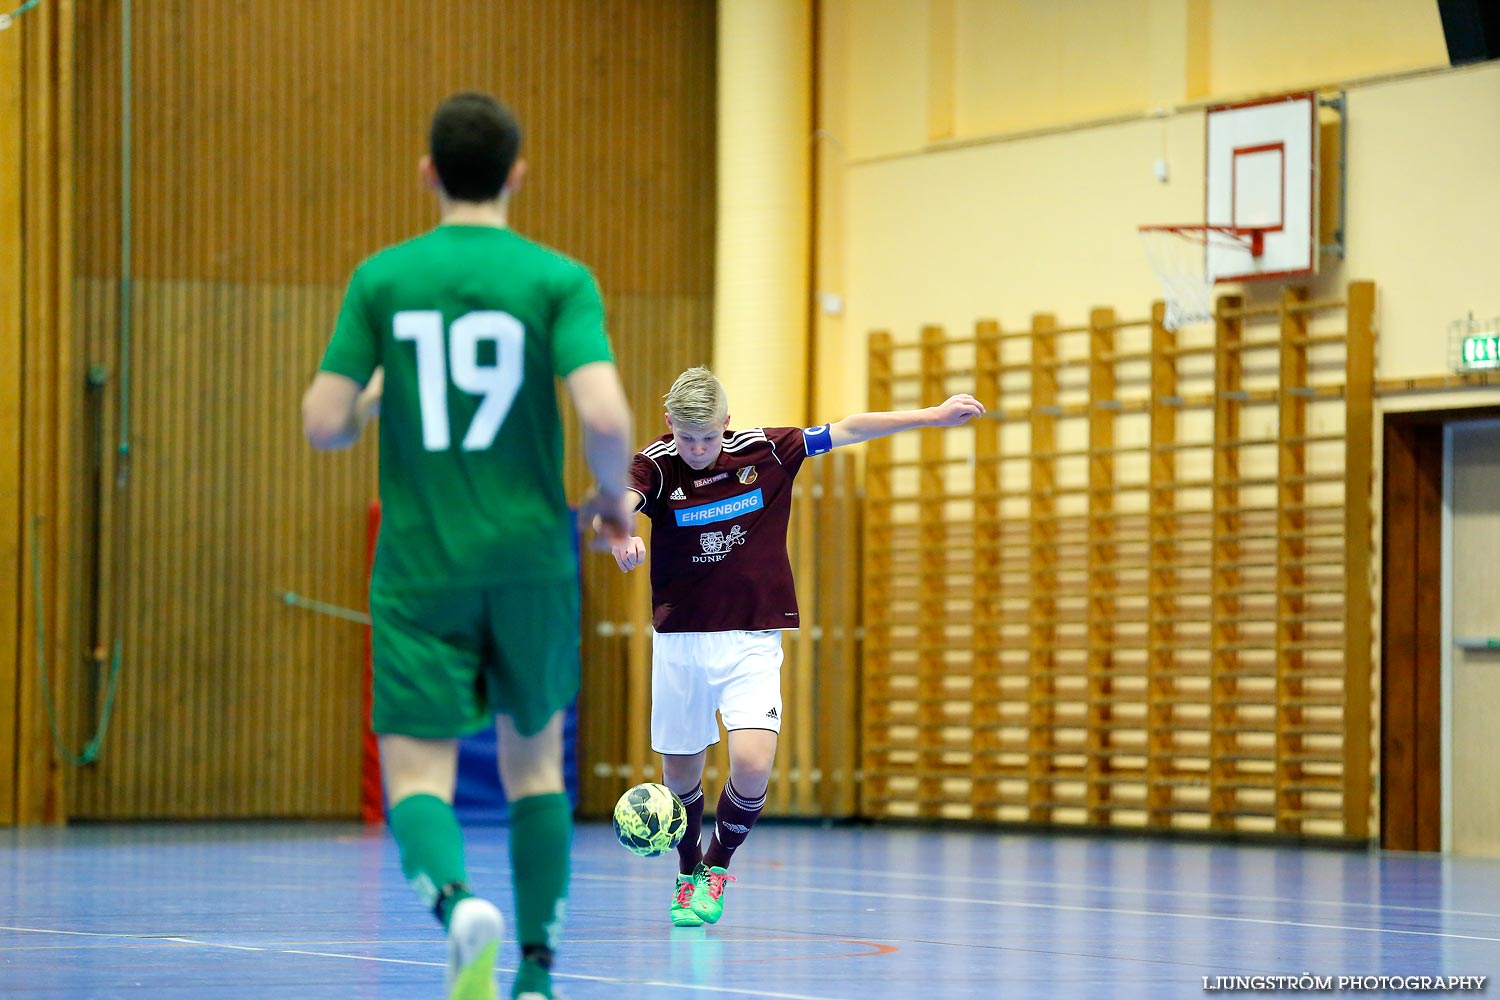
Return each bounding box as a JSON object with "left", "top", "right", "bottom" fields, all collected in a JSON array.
[
  {"left": 0, "top": 925, "right": 848, "bottom": 1000},
  {"left": 231, "top": 845, "right": 1500, "bottom": 941},
  {"left": 566, "top": 872, "right": 1500, "bottom": 945},
  {"left": 223, "top": 850, "right": 1500, "bottom": 941},
  {"left": 241, "top": 846, "right": 1500, "bottom": 921},
  {"left": 725, "top": 858, "right": 1500, "bottom": 921}
]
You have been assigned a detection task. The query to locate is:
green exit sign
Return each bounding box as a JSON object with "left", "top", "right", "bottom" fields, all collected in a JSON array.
[{"left": 1461, "top": 333, "right": 1500, "bottom": 370}]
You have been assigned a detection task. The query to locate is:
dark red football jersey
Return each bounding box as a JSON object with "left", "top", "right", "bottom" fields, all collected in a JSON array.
[{"left": 629, "top": 426, "right": 816, "bottom": 632}]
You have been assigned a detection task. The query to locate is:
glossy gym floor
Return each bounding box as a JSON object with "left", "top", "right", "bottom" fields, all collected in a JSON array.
[{"left": 2, "top": 820, "right": 1495, "bottom": 999}]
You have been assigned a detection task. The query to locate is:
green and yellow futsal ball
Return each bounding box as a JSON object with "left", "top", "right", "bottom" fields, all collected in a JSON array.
[{"left": 612, "top": 782, "right": 688, "bottom": 857}]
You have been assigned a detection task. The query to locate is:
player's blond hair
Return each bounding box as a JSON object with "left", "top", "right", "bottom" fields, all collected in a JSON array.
[{"left": 663, "top": 366, "right": 727, "bottom": 426}]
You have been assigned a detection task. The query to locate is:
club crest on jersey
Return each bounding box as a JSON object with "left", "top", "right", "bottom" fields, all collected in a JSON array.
[
  {"left": 694, "top": 525, "right": 747, "bottom": 563},
  {"left": 737, "top": 466, "right": 758, "bottom": 485}
]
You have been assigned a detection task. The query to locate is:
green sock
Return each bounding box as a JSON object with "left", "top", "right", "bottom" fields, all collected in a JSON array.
[
  {"left": 387, "top": 793, "right": 471, "bottom": 927},
  {"left": 513, "top": 955, "right": 552, "bottom": 999},
  {"left": 507, "top": 792, "right": 572, "bottom": 957}
]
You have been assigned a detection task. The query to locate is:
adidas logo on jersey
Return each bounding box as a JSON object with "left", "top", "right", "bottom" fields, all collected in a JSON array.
[{"left": 670, "top": 487, "right": 687, "bottom": 500}]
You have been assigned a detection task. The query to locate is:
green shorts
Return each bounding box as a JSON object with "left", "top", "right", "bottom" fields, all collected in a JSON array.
[{"left": 369, "top": 578, "right": 580, "bottom": 739}]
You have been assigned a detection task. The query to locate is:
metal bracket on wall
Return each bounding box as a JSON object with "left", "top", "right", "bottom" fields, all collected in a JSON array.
[
  {"left": 1319, "top": 91, "right": 1347, "bottom": 260},
  {"left": 1454, "top": 637, "right": 1500, "bottom": 651}
]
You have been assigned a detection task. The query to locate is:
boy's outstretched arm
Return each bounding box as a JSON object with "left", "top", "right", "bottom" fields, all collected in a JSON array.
[{"left": 826, "top": 393, "right": 986, "bottom": 449}]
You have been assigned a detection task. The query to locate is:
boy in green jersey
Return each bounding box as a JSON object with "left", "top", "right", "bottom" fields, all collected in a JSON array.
[{"left": 303, "top": 92, "right": 634, "bottom": 1000}]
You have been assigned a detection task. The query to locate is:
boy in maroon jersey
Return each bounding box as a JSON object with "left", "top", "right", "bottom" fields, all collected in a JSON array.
[{"left": 607, "top": 366, "right": 984, "bottom": 926}]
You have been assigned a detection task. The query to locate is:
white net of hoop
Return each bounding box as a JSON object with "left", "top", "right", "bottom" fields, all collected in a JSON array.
[{"left": 1139, "top": 226, "right": 1253, "bottom": 330}]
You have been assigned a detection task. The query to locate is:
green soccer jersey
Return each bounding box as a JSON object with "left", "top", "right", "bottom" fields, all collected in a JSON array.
[{"left": 319, "top": 224, "right": 613, "bottom": 590}]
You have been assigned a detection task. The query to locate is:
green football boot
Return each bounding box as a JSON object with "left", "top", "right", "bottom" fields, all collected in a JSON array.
[
  {"left": 446, "top": 897, "right": 502, "bottom": 1000},
  {"left": 671, "top": 874, "right": 704, "bottom": 927},
  {"left": 447, "top": 940, "right": 499, "bottom": 1000},
  {"left": 688, "top": 863, "right": 736, "bottom": 925}
]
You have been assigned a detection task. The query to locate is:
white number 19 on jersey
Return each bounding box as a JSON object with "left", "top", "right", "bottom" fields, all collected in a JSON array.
[{"left": 393, "top": 310, "right": 524, "bottom": 451}]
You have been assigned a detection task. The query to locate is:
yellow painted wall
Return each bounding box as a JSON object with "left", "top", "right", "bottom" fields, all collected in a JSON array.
[
  {"left": 955, "top": 0, "right": 1157, "bottom": 137},
  {"left": 831, "top": 109, "right": 1205, "bottom": 417},
  {"left": 840, "top": 0, "right": 1448, "bottom": 161},
  {"left": 1209, "top": 0, "right": 1450, "bottom": 99},
  {"left": 844, "top": 0, "right": 931, "bottom": 161},
  {"left": 832, "top": 59, "right": 1500, "bottom": 415},
  {"left": 715, "top": 0, "right": 812, "bottom": 428},
  {"left": 820, "top": 0, "right": 1472, "bottom": 422},
  {"left": 1343, "top": 63, "right": 1500, "bottom": 407},
  {"left": 811, "top": 1, "right": 852, "bottom": 423}
]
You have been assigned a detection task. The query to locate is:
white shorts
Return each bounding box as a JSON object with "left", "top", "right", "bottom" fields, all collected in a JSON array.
[{"left": 650, "top": 629, "right": 784, "bottom": 755}]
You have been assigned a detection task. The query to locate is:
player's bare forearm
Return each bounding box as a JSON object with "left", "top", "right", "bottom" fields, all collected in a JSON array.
[
  {"left": 303, "top": 369, "right": 382, "bottom": 451},
  {"left": 567, "top": 361, "right": 634, "bottom": 498},
  {"left": 826, "top": 393, "right": 986, "bottom": 449},
  {"left": 582, "top": 425, "right": 633, "bottom": 500}
]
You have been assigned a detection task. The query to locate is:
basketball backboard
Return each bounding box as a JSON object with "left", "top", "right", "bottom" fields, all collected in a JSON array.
[{"left": 1205, "top": 91, "right": 1319, "bottom": 282}]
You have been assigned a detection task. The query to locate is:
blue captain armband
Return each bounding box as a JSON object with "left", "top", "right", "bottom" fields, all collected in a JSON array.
[{"left": 803, "top": 423, "right": 833, "bottom": 456}]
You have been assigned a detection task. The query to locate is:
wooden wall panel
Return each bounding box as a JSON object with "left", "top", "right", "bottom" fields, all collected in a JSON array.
[
  {"left": 74, "top": 0, "right": 716, "bottom": 298},
  {"left": 63, "top": 1, "right": 717, "bottom": 820},
  {"left": 66, "top": 281, "right": 370, "bottom": 818}
]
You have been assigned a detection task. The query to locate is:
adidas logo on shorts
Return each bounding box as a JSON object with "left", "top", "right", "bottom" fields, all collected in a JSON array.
[
  {"left": 670, "top": 487, "right": 687, "bottom": 500},
  {"left": 766, "top": 707, "right": 778, "bottom": 719}
]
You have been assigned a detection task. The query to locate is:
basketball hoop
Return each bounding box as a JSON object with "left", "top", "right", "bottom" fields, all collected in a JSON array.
[{"left": 1138, "top": 224, "right": 1266, "bottom": 329}]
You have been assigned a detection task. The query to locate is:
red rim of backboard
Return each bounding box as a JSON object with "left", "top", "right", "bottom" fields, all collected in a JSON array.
[{"left": 1138, "top": 223, "right": 1267, "bottom": 259}]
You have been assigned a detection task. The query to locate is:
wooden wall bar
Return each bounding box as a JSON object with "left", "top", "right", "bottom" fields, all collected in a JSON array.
[
  {"left": 812, "top": 452, "right": 862, "bottom": 817},
  {"left": 1342, "top": 282, "right": 1377, "bottom": 838},
  {"left": 0, "top": 0, "right": 27, "bottom": 825},
  {"left": 1027, "top": 314, "right": 1064, "bottom": 822},
  {"left": 915, "top": 326, "right": 949, "bottom": 818},
  {"left": 862, "top": 332, "right": 900, "bottom": 810},
  {"left": 863, "top": 282, "right": 1378, "bottom": 838},
  {"left": 1147, "top": 300, "right": 1187, "bottom": 824},
  {"left": 51, "top": 1, "right": 716, "bottom": 821},
  {"left": 971, "top": 322, "right": 1002, "bottom": 818}
]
